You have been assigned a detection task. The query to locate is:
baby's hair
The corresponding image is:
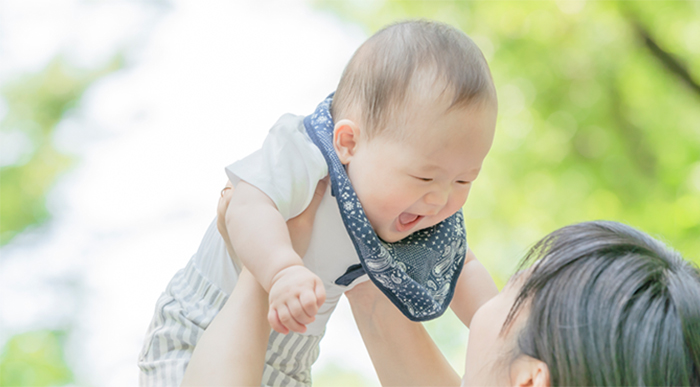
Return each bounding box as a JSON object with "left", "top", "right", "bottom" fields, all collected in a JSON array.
[
  {"left": 331, "top": 20, "right": 496, "bottom": 139},
  {"left": 504, "top": 221, "right": 700, "bottom": 386}
]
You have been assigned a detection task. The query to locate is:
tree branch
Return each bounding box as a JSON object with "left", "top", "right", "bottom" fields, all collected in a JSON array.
[{"left": 631, "top": 20, "right": 700, "bottom": 98}]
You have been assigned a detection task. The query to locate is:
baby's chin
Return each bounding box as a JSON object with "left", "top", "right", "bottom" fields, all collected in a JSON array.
[
  {"left": 375, "top": 227, "right": 418, "bottom": 243},
  {"left": 375, "top": 220, "right": 443, "bottom": 243},
  {"left": 376, "top": 233, "right": 403, "bottom": 243},
  {"left": 373, "top": 226, "right": 405, "bottom": 243},
  {"left": 371, "top": 213, "right": 446, "bottom": 242}
]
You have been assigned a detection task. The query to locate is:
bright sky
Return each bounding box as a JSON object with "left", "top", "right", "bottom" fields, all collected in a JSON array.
[{"left": 0, "top": 0, "right": 380, "bottom": 385}]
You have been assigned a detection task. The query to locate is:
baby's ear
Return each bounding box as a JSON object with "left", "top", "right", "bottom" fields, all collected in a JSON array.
[{"left": 333, "top": 119, "right": 361, "bottom": 164}]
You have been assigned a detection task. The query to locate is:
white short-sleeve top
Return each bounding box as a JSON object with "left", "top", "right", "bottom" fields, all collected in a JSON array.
[{"left": 193, "top": 114, "right": 367, "bottom": 336}]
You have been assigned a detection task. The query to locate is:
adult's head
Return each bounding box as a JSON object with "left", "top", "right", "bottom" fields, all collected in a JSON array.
[{"left": 465, "top": 220, "right": 700, "bottom": 386}]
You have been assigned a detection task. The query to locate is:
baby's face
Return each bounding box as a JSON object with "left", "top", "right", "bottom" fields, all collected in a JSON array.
[{"left": 342, "top": 98, "right": 496, "bottom": 243}]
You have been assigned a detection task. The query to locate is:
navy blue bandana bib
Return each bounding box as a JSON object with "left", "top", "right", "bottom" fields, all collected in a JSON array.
[{"left": 304, "top": 96, "right": 467, "bottom": 321}]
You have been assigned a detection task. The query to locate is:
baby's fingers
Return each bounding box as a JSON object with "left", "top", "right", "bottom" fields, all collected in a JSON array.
[
  {"left": 314, "top": 280, "right": 326, "bottom": 308},
  {"left": 288, "top": 298, "right": 315, "bottom": 325},
  {"left": 277, "top": 304, "right": 307, "bottom": 334},
  {"left": 299, "top": 289, "right": 320, "bottom": 318},
  {"left": 268, "top": 308, "right": 289, "bottom": 335}
]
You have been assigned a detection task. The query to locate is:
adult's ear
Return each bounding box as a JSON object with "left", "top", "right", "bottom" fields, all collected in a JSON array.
[
  {"left": 333, "top": 119, "right": 361, "bottom": 165},
  {"left": 510, "top": 356, "right": 550, "bottom": 387}
]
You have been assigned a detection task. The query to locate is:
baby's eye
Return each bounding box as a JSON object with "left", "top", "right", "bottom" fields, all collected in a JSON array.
[
  {"left": 456, "top": 180, "right": 471, "bottom": 185},
  {"left": 412, "top": 176, "right": 433, "bottom": 182}
]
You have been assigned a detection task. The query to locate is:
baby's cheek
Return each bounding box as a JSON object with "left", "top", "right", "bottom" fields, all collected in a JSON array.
[
  {"left": 374, "top": 190, "right": 406, "bottom": 211},
  {"left": 443, "top": 196, "right": 463, "bottom": 214},
  {"left": 451, "top": 192, "right": 470, "bottom": 212},
  {"left": 362, "top": 199, "right": 391, "bottom": 227},
  {"left": 460, "top": 187, "right": 473, "bottom": 206}
]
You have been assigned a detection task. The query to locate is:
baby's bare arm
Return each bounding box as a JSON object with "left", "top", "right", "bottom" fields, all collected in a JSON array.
[
  {"left": 450, "top": 249, "right": 499, "bottom": 328},
  {"left": 226, "top": 180, "right": 303, "bottom": 292},
  {"left": 225, "top": 179, "right": 327, "bottom": 334}
]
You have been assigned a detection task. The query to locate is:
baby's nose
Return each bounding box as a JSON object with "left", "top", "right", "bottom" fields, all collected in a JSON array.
[{"left": 424, "top": 189, "right": 450, "bottom": 207}]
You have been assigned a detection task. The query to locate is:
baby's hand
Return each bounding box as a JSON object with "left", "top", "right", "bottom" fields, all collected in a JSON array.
[{"left": 268, "top": 265, "right": 326, "bottom": 334}]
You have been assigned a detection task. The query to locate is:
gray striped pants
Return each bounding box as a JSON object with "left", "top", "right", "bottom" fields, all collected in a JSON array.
[{"left": 138, "top": 260, "right": 323, "bottom": 386}]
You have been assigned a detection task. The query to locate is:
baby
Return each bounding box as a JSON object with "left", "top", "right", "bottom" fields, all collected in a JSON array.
[{"left": 140, "top": 20, "right": 498, "bottom": 387}]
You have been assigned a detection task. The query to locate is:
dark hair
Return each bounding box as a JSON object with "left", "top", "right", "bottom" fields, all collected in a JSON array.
[
  {"left": 331, "top": 20, "right": 496, "bottom": 139},
  {"left": 505, "top": 221, "right": 700, "bottom": 386}
]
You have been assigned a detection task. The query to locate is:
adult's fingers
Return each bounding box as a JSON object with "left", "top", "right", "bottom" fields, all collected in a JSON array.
[
  {"left": 216, "top": 181, "right": 236, "bottom": 259},
  {"left": 217, "top": 181, "right": 234, "bottom": 219}
]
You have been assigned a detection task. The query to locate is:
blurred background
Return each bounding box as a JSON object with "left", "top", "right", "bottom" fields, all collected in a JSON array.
[{"left": 1, "top": 0, "right": 698, "bottom": 385}]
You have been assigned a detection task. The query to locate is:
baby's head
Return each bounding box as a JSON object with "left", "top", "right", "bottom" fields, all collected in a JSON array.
[{"left": 330, "top": 20, "right": 497, "bottom": 242}]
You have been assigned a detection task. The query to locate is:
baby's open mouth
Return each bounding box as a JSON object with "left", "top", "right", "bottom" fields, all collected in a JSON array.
[{"left": 396, "top": 213, "right": 423, "bottom": 232}]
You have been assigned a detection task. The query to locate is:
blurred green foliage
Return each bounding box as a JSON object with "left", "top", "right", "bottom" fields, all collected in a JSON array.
[
  {"left": 316, "top": 0, "right": 700, "bottom": 288},
  {"left": 0, "top": 56, "right": 120, "bottom": 385},
  {"left": 0, "top": 330, "right": 73, "bottom": 387},
  {"left": 0, "top": 56, "right": 121, "bottom": 246}
]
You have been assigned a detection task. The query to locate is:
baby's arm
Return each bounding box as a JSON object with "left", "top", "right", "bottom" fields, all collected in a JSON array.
[
  {"left": 450, "top": 249, "right": 499, "bottom": 328},
  {"left": 226, "top": 180, "right": 326, "bottom": 334}
]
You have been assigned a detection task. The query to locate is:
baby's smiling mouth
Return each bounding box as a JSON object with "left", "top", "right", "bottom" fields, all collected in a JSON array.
[{"left": 396, "top": 213, "right": 424, "bottom": 232}]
